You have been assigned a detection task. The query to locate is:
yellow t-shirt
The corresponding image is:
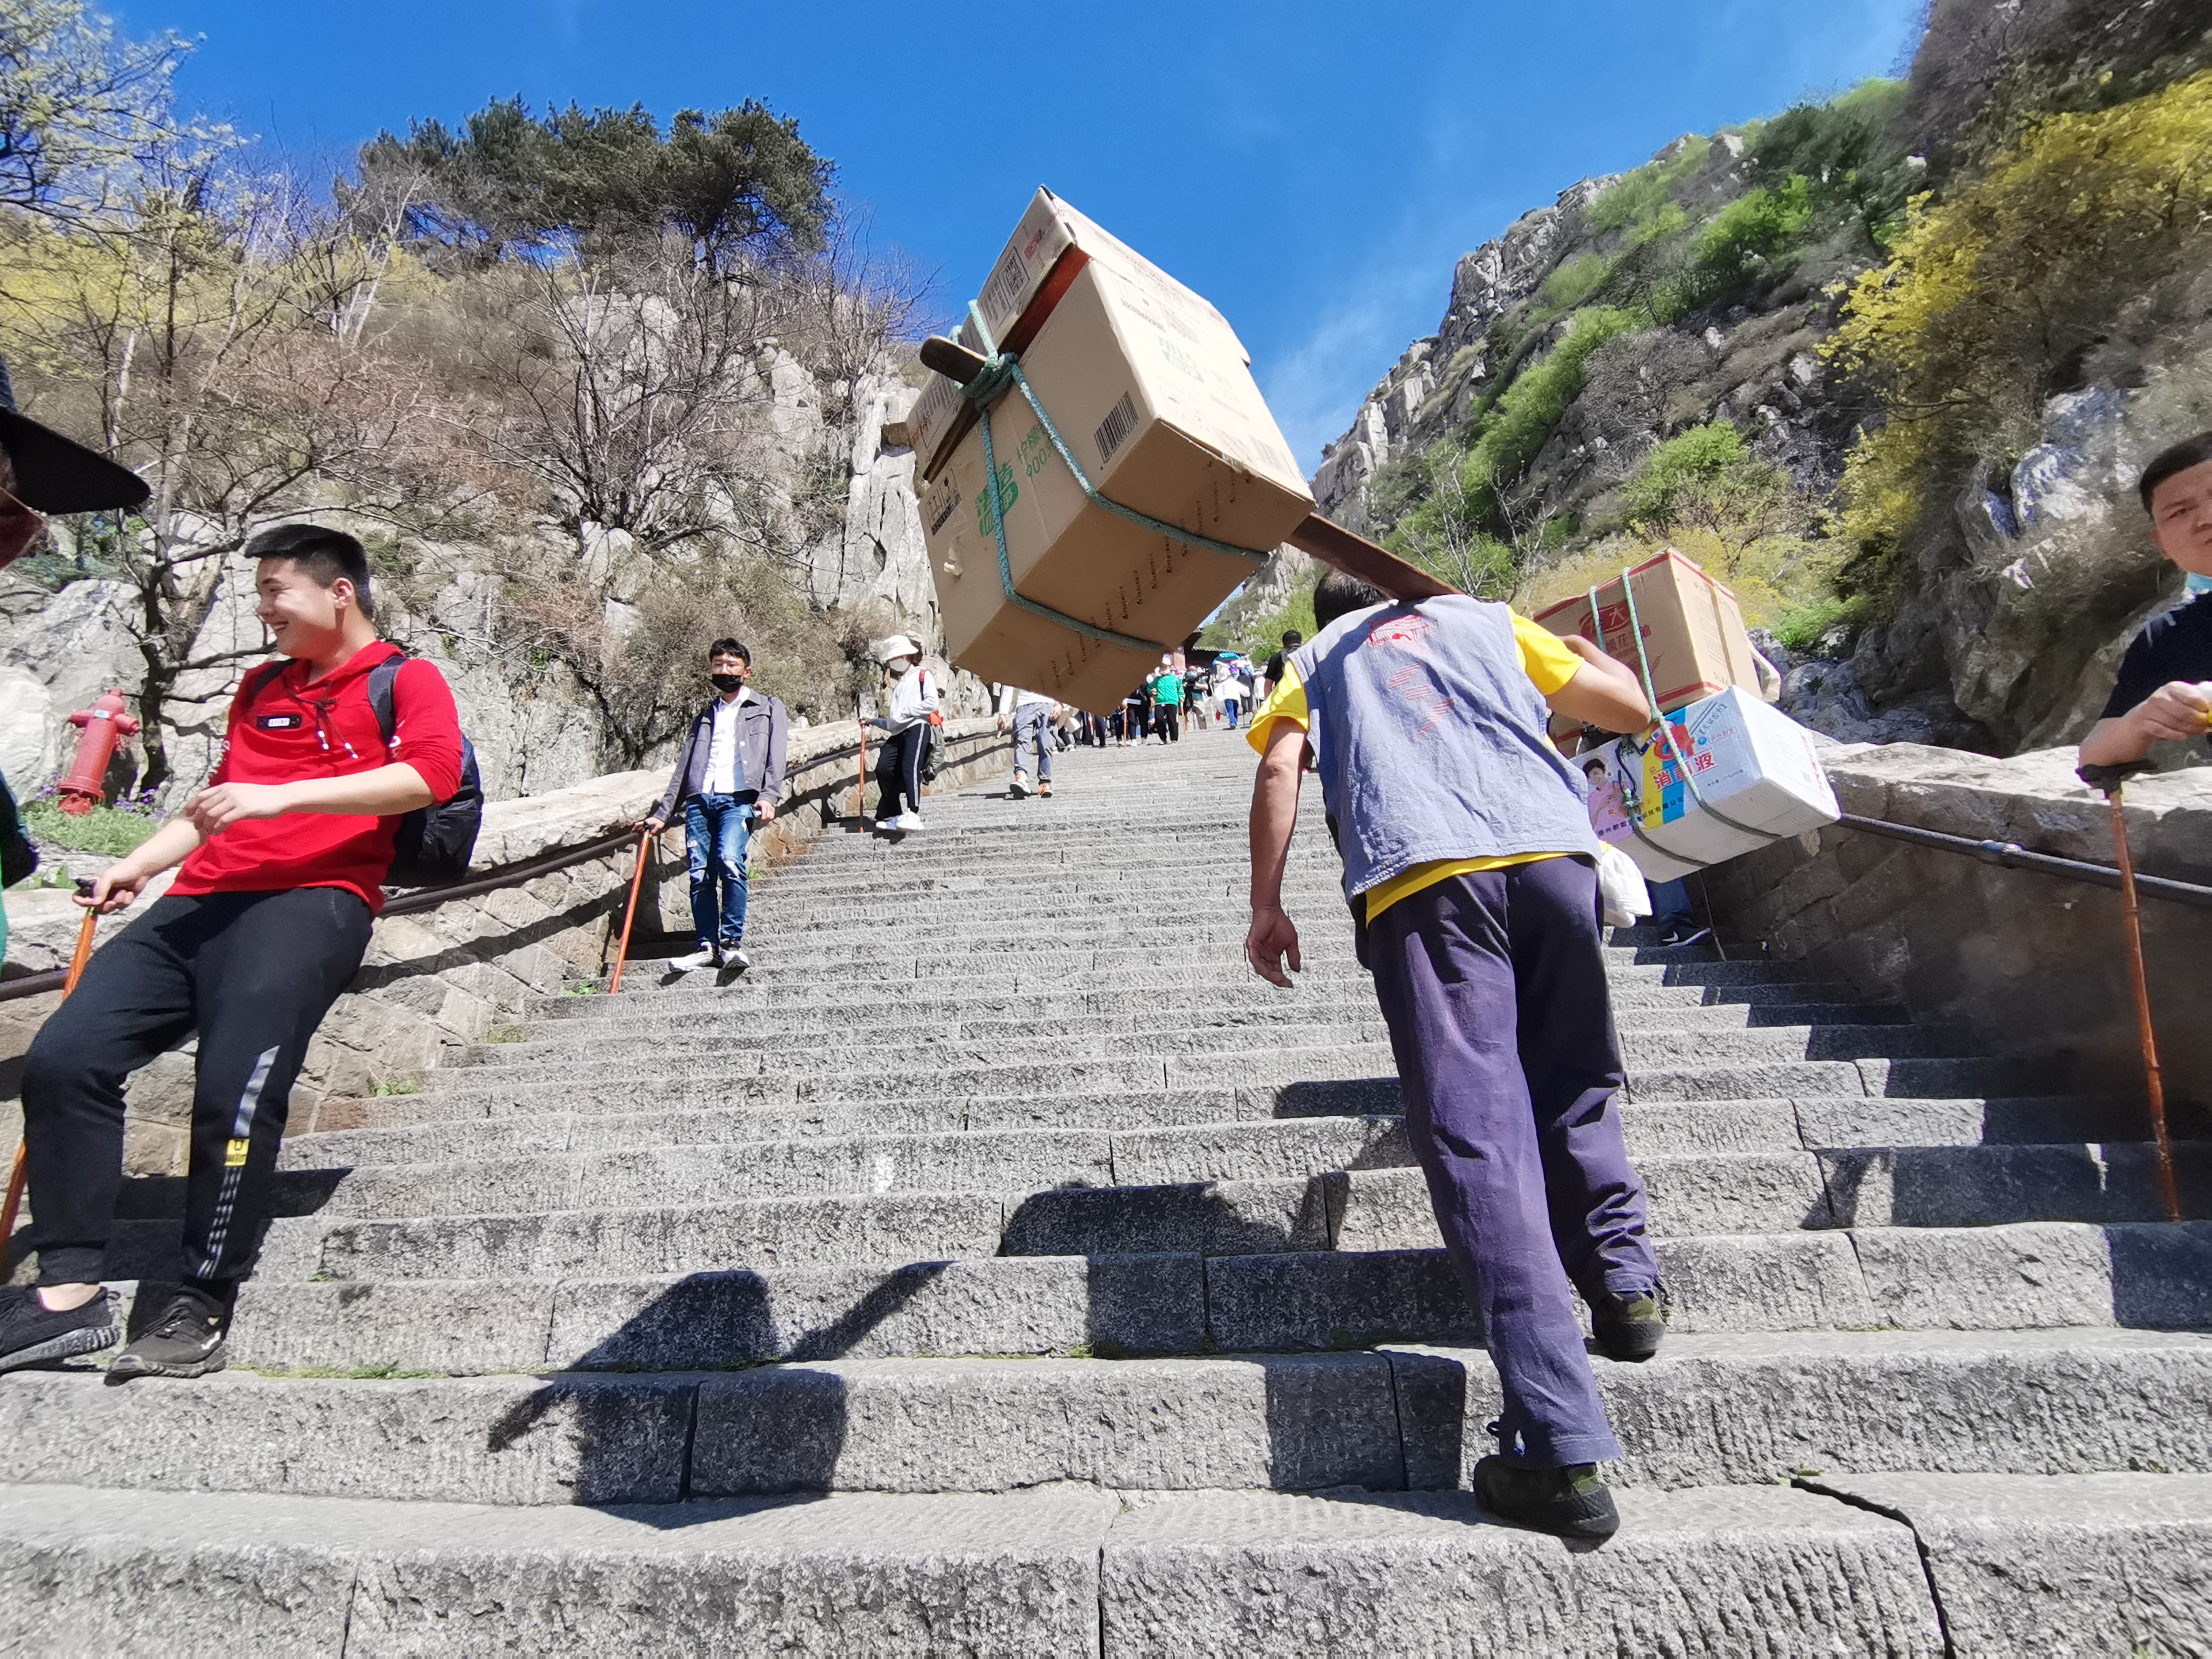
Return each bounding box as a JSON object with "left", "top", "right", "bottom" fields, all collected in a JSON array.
[{"left": 1247, "top": 613, "right": 1585, "bottom": 923}]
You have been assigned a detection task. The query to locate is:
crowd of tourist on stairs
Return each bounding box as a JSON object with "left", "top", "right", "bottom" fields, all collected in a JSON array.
[{"left": 1, "top": 334, "right": 2209, "bottom": 1546}]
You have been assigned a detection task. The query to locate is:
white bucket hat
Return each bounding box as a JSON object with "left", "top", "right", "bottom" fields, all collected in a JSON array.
[{"left": 873, "top": 634, "right": 920, "bottom": 668}]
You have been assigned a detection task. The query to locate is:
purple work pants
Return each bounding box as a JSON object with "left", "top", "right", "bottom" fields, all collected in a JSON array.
[{"left": 1366, "top": 857, "right": 1658, "bottom": 1468}]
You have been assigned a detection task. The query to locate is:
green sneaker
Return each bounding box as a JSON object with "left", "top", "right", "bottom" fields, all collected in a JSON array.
[
  {"left": 1591, "top": 1289, "right": 1667, "bottom": 1362},
  {"left": 1473, "top": 1456, "right": 1620, "bottom": 1539}
]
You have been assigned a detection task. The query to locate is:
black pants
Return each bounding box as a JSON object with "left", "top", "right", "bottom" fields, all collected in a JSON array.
[
  {"left": 1156, "top": 705, "right": 1181, "bottom": 743},
  {"left": 20, "top": 887, "right": 374, "bottom": 1291},
  {"left": 874, "top": 725, "right": 926, "bottom": 819}
]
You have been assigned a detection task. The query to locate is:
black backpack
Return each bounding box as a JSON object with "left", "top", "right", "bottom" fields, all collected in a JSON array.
[{"left": 245, "top": 651, "right": 482, "bottom": 887}]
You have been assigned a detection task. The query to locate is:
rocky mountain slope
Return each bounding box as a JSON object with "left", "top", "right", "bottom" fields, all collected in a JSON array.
[{"left": 1287, "top": 0, "right": 2212, "bottom": 757}]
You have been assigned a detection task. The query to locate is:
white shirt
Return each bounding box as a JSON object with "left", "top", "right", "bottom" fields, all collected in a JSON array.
[
  {"left": 996, "top": 684, "right": 1054, "bottom": 715},
  {"left": 703, "top": 693, "right": 746, "bottom": 794}
]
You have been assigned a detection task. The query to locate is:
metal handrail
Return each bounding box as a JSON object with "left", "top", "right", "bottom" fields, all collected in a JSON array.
[
  {"left": 0, "top": 725, "right": 1017, "bottom": 1003},
  {"left": 1837, "top": 813, "right": 2212, "bottom": 912}
]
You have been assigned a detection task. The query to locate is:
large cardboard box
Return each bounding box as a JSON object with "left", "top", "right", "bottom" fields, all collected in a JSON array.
[
  {"left": 1534, "top": 550, "right": 1765, "bottom": 721},
  {"left": 907, "top": 188, "right": 1247, "bottom": 480},
  {"left": 921, "top": 233, "right": 1311, "bottom": 712},
  {"left": 1578, "top": 687, "right": 1839, "bottom": 882}
]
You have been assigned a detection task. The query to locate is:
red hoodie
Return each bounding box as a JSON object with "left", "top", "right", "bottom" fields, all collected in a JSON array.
[{"left": 167, "top": 641, "right": 466, "bottom": 914}]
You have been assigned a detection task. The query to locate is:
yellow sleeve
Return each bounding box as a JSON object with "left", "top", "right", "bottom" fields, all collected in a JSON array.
[
  {"left": 1245, "top": 659, "right": 1309, "bottom": 754},
  {"left": 1512, "top": 612, "right": 1584, "bottom": 697}
]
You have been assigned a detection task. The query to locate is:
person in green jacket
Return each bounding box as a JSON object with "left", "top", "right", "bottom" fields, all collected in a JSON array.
[{"left": 1147, "top": 657, "right": 1185, "bottom": 744}]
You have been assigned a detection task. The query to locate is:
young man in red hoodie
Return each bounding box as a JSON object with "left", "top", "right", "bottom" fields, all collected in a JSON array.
[{"left": 3, "top": 523, "right": 465, "bottom": 1382}]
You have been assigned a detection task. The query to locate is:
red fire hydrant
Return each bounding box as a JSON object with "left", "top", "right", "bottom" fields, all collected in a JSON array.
[{"left": 58, "top": 689, "right": 140, "bottom": 815}]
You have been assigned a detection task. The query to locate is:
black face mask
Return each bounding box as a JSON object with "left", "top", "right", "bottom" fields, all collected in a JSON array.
[{"left": 710, "top": 673, "right": 745, "bottom": 693}]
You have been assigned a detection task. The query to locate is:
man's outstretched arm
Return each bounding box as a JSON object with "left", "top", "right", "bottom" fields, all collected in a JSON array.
[{"left": 1245, "top": 717, "right": 1307, "bottom": 988}]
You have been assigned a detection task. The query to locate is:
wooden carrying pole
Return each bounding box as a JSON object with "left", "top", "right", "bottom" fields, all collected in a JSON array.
[
  {"left": 0, "top": 905, "right": 99, "bottom": 1267},
  {"left": 607, "top": 827, "right": 655, "bottom": 997}
]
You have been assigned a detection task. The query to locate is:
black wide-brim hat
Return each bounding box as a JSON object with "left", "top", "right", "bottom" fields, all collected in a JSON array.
[{"left": 0, "top": 357, "right": 150, "bottom": 514}]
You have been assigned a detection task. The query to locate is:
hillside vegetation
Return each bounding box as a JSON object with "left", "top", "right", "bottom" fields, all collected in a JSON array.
[{"left": 1316, "top": 0, "right": 2212, "bottom": 751}]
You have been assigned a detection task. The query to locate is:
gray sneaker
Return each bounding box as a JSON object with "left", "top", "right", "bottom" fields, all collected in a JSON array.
[{"left": 106, "top": 1288, "right": 228, "bottom": 1385}]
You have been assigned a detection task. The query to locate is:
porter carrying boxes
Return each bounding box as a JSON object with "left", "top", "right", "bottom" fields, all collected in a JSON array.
[
  {"left": 1580, "top": 686, "right": 1840, "bottom": 882},
  {"left": 915, "top": 189, "right": 1315, "bottom": 712}
]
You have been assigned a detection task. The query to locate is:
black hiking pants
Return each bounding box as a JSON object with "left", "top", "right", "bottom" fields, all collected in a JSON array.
[
  {"left": 874, "top": 725, "right": 926, "bottom": 819},
  {"left": 20, "top": 887, "right": 374, "bottom": 1294}
]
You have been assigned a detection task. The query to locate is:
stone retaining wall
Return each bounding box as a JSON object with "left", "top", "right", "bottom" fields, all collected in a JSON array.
[
  {"left": 1699, "top": 742, "right": 2212, "bottom": 1104},
  {"left": 1, "top": 717, "right": 1012, "bottom": 1174}
]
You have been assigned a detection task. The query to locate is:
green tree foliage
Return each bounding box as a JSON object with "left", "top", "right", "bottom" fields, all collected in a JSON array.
[{"left": 352, "top": 96, "right": 834, "bottom": 270}]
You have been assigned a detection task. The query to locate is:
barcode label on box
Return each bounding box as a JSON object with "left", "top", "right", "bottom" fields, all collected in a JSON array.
[
  {"left": 922, "top": 475, "right": 960, "bottom": 535},
  {"left": 1095, "top": 393, "right": 1139, "bottom": 467},
  {"left": 977, "top": 247, "right": 1031, "bottom": 337}
]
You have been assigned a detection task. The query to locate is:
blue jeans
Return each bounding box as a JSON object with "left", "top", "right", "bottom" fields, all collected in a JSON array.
[
  {"left": 1367, "top": 859, "right": 1657, "bottom": 1469},
  {"left": 684, "top": 794, "right": 752, "bottom": 949}
]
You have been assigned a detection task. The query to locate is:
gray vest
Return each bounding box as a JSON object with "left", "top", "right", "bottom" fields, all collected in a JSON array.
[{"left": 1290, "top": 596, "right": 1599, "bottom": 900}]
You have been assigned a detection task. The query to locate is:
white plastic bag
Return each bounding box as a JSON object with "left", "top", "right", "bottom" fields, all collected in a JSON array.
[{"left": 1595, "top": 842, "right": 1652, "bottom": 929}]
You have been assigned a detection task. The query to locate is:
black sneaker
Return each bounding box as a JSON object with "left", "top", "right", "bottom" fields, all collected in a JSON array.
[
  {"left": 1473, "top": 1455, "right": 1620, "bottom": 1539},
  {"left": 0, "top": 1285, "right": 119, "bottom": 1373},
  {"left": 106, "top": 1288, "right": 228, "bottom": 1385},
  {"left": 1658, "top": 922, "right": 1713, "bottom": 949},
  {"left": 1590, "top": 1288, "right": 1668, "bottom": 1361}
]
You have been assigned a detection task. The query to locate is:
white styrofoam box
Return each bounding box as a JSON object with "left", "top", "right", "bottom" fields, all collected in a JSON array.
[{"left": 1578, "top": 687, "right": 1839, "bottom": 882}]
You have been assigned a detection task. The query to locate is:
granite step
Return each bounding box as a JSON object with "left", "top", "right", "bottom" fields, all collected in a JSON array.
[{"left": 0, "top": 1480, "right": 1989, "bottom": 1656}]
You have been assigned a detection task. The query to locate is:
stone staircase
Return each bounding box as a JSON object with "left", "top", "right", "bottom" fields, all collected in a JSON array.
[{"left": 2, "top": 735, "right": 2208, "bottom": 1654}]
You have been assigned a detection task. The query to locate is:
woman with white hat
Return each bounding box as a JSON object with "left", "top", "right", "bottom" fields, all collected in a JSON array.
[{"left": 863, "top": 635, "right": 939, "bottom": 832}]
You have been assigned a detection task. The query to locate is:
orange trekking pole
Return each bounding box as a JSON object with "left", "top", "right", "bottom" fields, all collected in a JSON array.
[
  {"left": 2079, "top": 762, "right": 2184, "bottom": 1224},
  {"left": 1, "top": 891, "right": 98, "bottom": 1269},
  {"left": 607, "top": 826, "right": 655, "bottom": 996}
]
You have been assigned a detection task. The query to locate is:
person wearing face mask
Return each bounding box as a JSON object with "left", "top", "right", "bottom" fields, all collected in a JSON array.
[
  {"left": 644, "top": 638, "right": 790, "bottom": 971},
  {"left": 865, "top": 636, "right": 940, "bottom": 831}
]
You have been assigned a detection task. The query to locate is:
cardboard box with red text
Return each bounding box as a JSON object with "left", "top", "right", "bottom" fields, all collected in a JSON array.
[{"left": 1534, "top": 550, "right": 1765, "bottom": 735}]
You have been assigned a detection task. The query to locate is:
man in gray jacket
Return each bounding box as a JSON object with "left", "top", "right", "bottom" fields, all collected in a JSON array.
[{"left": 644, "top": 637, "right": 789, "bottom": 970}]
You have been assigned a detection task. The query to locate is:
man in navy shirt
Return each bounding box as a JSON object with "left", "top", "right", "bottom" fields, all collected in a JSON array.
[{"left": 2081, "top": 432, "right": 2212, "bottom": 769}]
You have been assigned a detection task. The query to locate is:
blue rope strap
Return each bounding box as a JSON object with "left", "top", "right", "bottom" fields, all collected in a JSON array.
[{"left": 958, "top": 302, "right": 1271, "bottom": 657}]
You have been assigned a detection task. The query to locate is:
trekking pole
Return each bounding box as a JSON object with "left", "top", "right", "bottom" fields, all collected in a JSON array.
[
  {"left": 2078, "top": 761, "right": 2183, "bottom": 1224},
  {"left": 856, "top": 719, "right": 869, "bottom": 823},
  {"left": 1, "top": 889, "right": 98, "bottom": 1269},
  {"left": 607, "top": 826, "right": 655, "bottom": 997}
]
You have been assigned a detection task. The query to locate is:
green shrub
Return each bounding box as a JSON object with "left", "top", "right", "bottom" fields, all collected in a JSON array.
[
  {"left": 1774, "top": 594, "right": 1870, "bottom": 652},
  {"left": 21, "top": 797, "right": 159, "bottom": 859},
  {"left": 1585, "top": 138, "right": 1710, "bottom": 239},
  {"left": 1686, "top": 176, "right": 1814, "bottom": 298},
  {"left": 1620, "top": 422, "right": 1748, "bottom": 522},
  {"left": 1538, "top": 253, "right": 1614, "bottom": 312}
]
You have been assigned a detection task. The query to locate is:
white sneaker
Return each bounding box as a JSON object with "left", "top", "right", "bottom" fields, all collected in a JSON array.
[
  {"left": 895, "top": 813, "right": 926, "bottom": 831},
  {"left": 670, "top": 947, "right": 717, "bottom": 972},
  {"left": 1008, "top": 775, "right": 1028, "bottom": 797},
  {"left": 722, "top": 947, "right": 751, "bottom": 970}
]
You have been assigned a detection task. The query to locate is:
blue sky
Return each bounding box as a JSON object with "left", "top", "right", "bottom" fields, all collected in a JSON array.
[{"left": 112, "top": 0, "right": 1925, "bottom": 470}]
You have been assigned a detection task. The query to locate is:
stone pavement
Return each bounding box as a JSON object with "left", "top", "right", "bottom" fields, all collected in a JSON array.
[{"left": 0, "top": 731, "right": 2206, "bottom": 1654}]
